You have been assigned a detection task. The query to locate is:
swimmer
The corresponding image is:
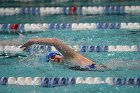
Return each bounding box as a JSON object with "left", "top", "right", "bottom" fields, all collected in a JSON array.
[{"left": 20, "top": 38, "right": 107, "bottom": 71}]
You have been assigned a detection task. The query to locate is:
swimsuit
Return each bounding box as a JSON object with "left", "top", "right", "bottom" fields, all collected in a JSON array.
[{"left": 69, "top": 64, "right": 96, "bottom": 71}]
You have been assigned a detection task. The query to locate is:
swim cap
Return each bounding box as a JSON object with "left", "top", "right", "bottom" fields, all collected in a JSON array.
[{"left": 45, "top": 52, "right": 61, "bottom": 62}]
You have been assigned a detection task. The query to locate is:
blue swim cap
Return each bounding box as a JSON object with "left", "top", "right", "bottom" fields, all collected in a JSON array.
[{"left": 45, "top": 52, "right": 61, "bottom": 62}]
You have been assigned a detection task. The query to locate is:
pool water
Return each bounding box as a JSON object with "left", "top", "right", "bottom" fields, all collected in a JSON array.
[{"left": 0, "top": 1, "right": 140, "bottom": 93}]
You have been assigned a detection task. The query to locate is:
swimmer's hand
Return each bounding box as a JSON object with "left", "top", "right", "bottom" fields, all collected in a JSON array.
[{"left": 20, "top": 40, "right": 33, "bottom": 51}]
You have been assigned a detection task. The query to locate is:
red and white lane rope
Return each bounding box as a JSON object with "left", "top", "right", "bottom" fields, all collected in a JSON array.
[{"left": 0, "top": 6, "right": 140, "bottom": 16}]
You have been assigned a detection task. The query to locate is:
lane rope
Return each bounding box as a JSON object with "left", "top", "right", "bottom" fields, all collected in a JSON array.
[
  {"left": 0, "top": 23, "right": 140, "bottom": 34},
  {"left": 0, "top": 45, "right": 139, "bottom": 57},
  {"left": 0, "top": 6, "right": 140, "bottom": 16},
  {"left": 0, "top": 77, "right": 139, "bottom": 87}
]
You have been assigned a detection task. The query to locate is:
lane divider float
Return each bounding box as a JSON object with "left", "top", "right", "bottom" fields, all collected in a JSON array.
[{"left": 0, "top": 77, "right": 139, "bottom": 87}]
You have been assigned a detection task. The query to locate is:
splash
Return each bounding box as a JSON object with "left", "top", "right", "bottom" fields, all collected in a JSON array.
[{"left": 20, "top": 48, "right": 47, "bottom": 67}]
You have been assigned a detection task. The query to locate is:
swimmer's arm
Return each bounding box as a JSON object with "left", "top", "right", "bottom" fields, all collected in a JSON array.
[
  {"left": 21, "top": 38, "right": 106, "bottom": 67},
  {"left": 20, "top": 38, "right": 76, "bottom": 58}
]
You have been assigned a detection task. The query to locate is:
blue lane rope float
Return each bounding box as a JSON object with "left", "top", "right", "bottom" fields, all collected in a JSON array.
[
  {"left": 0, "top": 77, "right": 139, "bottom": 87},
  {"left": 0, "top": 23, "right": 140, "bottom": 34},
  {"left": 0, "top": 77, "right": 8, "bottom": 85},
  {"left": 80, "top": 45, "right": 108, "bottom": 52},
  {"left": 0, "top": 6, "right": 140, "bottom": 16},
  {"left": 96, "top": 23, "right": 121, "bottom": 29},
  {"left": 105, "top": 6, "right": 125, "bottom": 14}
]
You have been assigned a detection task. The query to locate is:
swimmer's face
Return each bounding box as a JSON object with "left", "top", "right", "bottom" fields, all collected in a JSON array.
[{"left": 50, "top": 54, "right": 63, "bottom": 63}]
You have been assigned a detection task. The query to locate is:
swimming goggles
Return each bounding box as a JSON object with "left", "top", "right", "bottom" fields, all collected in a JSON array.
[{"left": 45, "top": 52, "right": 61, "bottom": 62}]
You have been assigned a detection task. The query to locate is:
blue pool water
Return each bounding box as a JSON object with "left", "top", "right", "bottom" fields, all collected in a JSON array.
[{"left": 0, "top": 1, "right": 140, "bottom": 93}]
